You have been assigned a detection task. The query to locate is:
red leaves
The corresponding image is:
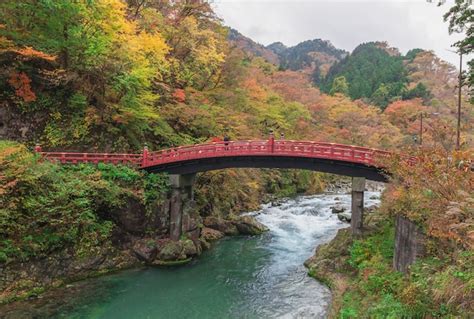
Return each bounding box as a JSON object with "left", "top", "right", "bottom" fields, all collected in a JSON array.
[{"left": 8, "top": 72, "right": 36, "bottom": 102}]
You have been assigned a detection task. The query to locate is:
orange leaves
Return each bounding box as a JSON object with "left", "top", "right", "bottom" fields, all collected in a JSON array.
[
  {"left": 242, "top": 78, "right": 267, "bottom": 101},
  {"left": 382, "top": 149, "right": 474, "bottom": 248},
  {"left": 384, "top": 99, "right": 424, "bottom": 130},
  {"left": 8, "top": 72, "right": 36, "bottom": 102},
  {"left": 172, "top": 89, "right": 186, "bottom": 103},
  {"left": 12, "top": 47, "right": 56, "bottom": 61}
]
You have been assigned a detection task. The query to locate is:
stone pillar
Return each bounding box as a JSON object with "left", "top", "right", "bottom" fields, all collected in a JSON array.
[
  {"left": 169, "top": 174, "right": 196, "bottom": 241},
  {"left": 351, "top": 177, "right": 365, "bottom": 236},
  {"left": 393, "top": 215, "right": 425, "bottom": 273}
]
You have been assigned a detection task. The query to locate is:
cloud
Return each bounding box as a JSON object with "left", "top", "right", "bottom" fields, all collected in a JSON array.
[{"left": 213, "top": 0, "right": 469, "bottom": 68}]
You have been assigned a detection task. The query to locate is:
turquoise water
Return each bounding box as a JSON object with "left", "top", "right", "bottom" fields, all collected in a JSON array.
[{"left": 2, "top": 193, "right": 380, "bottom": 319}]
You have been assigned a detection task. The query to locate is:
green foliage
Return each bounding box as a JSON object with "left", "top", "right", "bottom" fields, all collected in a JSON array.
[
  {"left": 263, "top": 170, "right": 325, "bottom": 198},
  {"left": 321, "top": 42, "right": 408, "bottom": 108},
  {"left": 0, "top": 142, "right": 168, "bottom": 263},
  {"left": 338, "top": 215, "right": 473, "bottom": 318},
  {"left": 329, "top": 76, "right": 349, "bottom": 96},
  {"left": 402, "top": 82, "right": 432, "bottom": 102},
  {"left": 443, "top": 0, "right": 473, "bottom": 102}
]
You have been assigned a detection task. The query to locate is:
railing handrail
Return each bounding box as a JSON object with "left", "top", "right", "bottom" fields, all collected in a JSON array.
[{"left": 37, "top": 140, "right": 391, "bottom": 168}]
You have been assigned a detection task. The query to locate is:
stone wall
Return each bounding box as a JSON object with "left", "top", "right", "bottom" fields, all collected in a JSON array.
[{"left": 393, "top": 214, "right": 426, "bottom": 273}]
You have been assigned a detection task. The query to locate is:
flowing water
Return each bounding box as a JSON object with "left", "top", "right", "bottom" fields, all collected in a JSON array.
[{"left": 2, "top": 192, "right": 380, "bottom": 319}]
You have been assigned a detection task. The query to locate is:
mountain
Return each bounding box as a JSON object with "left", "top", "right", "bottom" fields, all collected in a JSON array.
[
  {"left": 227, "top": 31, "right": 347, "bottom": 79},
  {"left": 227, "top": 28, "right": 279, "bottom": 65},
  {"left": 267, "top": 39, "right": 348, "bottom": 75}
]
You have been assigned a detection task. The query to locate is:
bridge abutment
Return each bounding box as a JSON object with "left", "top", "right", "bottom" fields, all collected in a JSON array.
[
  {"left": 169, "top": 174, "right": 196, "bottom": 241},
  {"left": 351, "top": 177, "right": 365, "bottom": 236}
]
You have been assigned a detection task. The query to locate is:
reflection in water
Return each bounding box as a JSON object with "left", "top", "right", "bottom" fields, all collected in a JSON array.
[{"left": 2, "top": 192, "right": 380, "bottom": 319}]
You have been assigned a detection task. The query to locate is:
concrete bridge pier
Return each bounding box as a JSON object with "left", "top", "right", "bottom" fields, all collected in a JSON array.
[
  {"left": 351, "top": 177, "right": 365, "bottom": 236},
  {"left": 169, "top": 174, "right": 196, "bottom": 241}
]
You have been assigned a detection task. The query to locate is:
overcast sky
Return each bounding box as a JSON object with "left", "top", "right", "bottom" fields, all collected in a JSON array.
[{"left": 213, "top": 0, "right": 470, "bottom": 68}]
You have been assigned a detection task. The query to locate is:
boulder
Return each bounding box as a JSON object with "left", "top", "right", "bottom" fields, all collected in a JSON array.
[
  {"left": 182, "top": 239, "right": 198, "bottom": 256},
  {"left": 232, "top": 216, "right": 269, "bottom": 235},
  {"left": 186, "top": 228, "right": 201, "bottom": 242},
  {"left": 157, "top": 240, "right": 185, "bottom": 261},
  {"left": 131, "top": 239, "right": 157, "bottom": 263},
  {"left": 337, "top": 212, "right": 352, "bottom": 223},
  {"left": 331, "top": 205, "right": 346, "bottom": 214},
  {"left": 201, "top": 227, "right": 224, "bottom": 241},
  {"left": 199, "top": 238, "right": 211, "bottom": 251},
  {"left": 203, "top": 216, "right": 239, "bottom": 235}
]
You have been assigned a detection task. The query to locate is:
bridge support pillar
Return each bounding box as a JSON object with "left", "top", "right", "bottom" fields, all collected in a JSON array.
[
  {"left": 169, "top": 174, "right": 196, "bottom": 241},
  {"left": 351, "top": 177, "right": 365, "bottom": 236}
]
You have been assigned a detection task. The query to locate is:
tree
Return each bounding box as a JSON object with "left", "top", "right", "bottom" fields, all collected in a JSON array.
[
  {"left": 402, "top": 82, "right": 432, "bottom": 102},
  {"left": 443, "top": 0, "right": 473, "bottom": 101},
  {"left": 330, "top": 76, "right": 349, "bottom": 96},
  {"left": 322, "top": 42, "right": 408, "bottom": 101},
  {"left": 371, "top": 83, "right": 391, "bottom": 109}
]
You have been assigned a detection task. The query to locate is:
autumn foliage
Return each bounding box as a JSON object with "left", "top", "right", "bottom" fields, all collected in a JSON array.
[
  {"left": 7, "top": 72, "right": 36, "bottom": 102},
  {"left": 381, "top": 149, "right": 474, "bottom": 249}
]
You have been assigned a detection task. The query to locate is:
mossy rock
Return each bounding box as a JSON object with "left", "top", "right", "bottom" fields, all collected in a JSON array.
[
  {"left": 157, "top": 240, "right": 184, "bottom": 261},
  {"left": 182, "top": 239, "right": 198, "bottom": 256},
  {"left": 151, "top": 258, "right": 192, "bottom": 266}
]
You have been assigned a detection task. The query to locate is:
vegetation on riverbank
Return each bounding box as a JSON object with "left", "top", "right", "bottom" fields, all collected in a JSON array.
[
  {"left": 0, "top": 140, "right": 169, "bottom": 264},
  {"left": 306, "top": 150, "right": 474, "bottom": 318}
]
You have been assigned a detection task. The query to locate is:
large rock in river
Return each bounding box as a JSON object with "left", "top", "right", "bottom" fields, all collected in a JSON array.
[
  {"left": 337, "top": 212, "right": 352, "bottom": 223},
  {"left": 201, "top": 227, "right": 225, "bottom": 241},
  {"left": 203, "top": 216, "right": 239, "bottom": 235},
  {"left": 232, "top": 216, "right": 269, "bottom": 235},
  {"left": 157, "top": 240, "right": 185, "bottom": 261},
  {"left": 331, "top": 205, "right": 345, "bottom": 214}
]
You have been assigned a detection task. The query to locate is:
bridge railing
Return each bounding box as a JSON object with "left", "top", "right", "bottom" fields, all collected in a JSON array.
[
  {"left": 35, "top": 140, "right": 391, "bottom": 168},
  {"left": 38, "top": 152, "right": 143, "bottom": 165},
  {"left": 147, "top": 140, "right": 391, "bottom": 167}
]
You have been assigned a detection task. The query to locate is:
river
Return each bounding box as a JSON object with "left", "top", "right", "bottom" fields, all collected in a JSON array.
[{"left": 2, "top": 192, "right": 380, "bottom": 319}]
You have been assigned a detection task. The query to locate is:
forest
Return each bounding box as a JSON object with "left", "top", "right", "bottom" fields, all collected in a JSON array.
[{"left": 0, "top": 0, "right": 473, "bottom": 317}]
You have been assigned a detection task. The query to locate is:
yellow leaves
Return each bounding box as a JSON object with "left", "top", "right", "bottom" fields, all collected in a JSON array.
[
  {"left": 136, "top": 32, "right": 169, "bottom": 59},
  {"left": 0, "top": 142, "right": 30, "bottom": 196},
  {"left": 167, "top": 15, "right": 227, "bottom": 88},
  {"left": 0, "top": 35, "right": 13, "bottom": 50}
]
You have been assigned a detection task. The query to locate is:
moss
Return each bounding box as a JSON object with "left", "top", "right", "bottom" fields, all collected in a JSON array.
[{"left": 152, "top": 258, "right": 192, "bottom": 266}]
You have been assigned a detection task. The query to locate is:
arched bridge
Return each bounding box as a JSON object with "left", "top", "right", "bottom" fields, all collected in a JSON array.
[
  {"left": 36, "top": 140, "right": 390, "bottom": 182},
  {"left": 36, "top": 139, "right": 392, "bottom": 239}
]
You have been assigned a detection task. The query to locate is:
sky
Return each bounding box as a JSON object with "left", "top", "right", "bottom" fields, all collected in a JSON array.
[{"left": 212, "top": 0, "right": 470, "bottom": 68}]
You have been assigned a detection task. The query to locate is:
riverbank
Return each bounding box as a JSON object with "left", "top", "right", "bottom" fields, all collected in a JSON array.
[{"left": 304, "top": 209, "right": 474, "bottom": 318}]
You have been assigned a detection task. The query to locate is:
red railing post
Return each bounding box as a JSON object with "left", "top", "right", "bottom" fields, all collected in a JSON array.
[
  {"left": 269, "top": 131, "right": 275, "bottom": 153},
  {"left": 142, "top": 144, "right": 149, "bottom": 167},
  {"left": 34, "top": 144, "right": 42, "bottom": 153}
]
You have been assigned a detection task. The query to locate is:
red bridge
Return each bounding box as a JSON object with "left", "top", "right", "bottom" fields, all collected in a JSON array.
[{"left": 36, "top": 139, "right": 391, "bottom": 182}]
